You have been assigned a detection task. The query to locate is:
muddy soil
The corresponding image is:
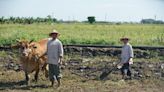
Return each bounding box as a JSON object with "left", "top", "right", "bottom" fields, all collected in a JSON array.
[
  {"left": 66, "top": 59, "right": 164, "bottom": 81},
  {"left": 0, "top": 50, "right": 164, "bottom": 92},
  {"left": 0, "top": 51, "right": 164, "bottom": 81}
]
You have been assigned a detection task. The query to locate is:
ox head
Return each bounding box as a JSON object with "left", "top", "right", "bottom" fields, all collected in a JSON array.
[
  {"left": 16, "top": 39, "right": 42, "bottom": 62},
  {"left": 17, "top": 39, "right": 36, "bottom": 57}
]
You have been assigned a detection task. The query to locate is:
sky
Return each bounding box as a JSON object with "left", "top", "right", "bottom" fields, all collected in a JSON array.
[{"left": 0, "top": 0, "right": 164, "bottom": 22}]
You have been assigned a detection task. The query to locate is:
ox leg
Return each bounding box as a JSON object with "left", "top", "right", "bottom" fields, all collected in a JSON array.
[
  {"left": 45, "top": 68, "right": 49, "bottom": 78},
  {"left": 34, "top": 69, "right": 40, "bottom": 82},
  {"left": 42, "top": 63, "right": 48, "bottom": 78},
  {"left": 25, "top": 72, "right": 29, "bottom": 85}
]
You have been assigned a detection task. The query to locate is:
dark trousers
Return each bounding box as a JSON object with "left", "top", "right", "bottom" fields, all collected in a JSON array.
[
  {"left": 121, "top": 63, "right": 131, "bottom": 77},
  {"left": 49, "top": 64, "right": 61, "bottom": 81}
]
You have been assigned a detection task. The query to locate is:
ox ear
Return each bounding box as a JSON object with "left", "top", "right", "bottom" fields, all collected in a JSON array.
[
  {"left": 29, "top": 39, "right": 34, "bottom": 44},
  {"left": 16, "top": 39, "right": 21, "bottom": 43}
]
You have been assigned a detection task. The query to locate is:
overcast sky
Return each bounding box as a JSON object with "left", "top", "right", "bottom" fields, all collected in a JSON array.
[{"left": 0, "top": 0, "right": 164, "bottom": 22}]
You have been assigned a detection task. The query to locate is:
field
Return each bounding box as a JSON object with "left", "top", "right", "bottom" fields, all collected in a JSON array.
[
  {"left": 0, "top": 23, "right": 164, "bottom": 46},
  {"left": 0, "top": 50, "right": 164, "bottom": 92},
  {"left": 0, "top": 23, "right": 164, "bottom": 92}
]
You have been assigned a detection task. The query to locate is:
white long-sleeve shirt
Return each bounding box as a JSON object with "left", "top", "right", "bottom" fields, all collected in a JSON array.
[
  {"left": 121, "top": 43, "right": 134, "bottom": 63},
  {"left": 47, "top": 38, "right": 64, "bottom": 65}
]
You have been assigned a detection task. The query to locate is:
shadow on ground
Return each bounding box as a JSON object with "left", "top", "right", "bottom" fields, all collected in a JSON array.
[{"left": 0, "top": 80, "right": 48, "bottom": 91}]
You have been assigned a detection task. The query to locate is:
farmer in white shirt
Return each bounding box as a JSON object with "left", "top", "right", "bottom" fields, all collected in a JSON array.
[
  {"left": 47, "top": 30, "right": 64, "bottom": 87},
  {"left": 120, "top": 37, "right": 134, "bottom": 80}
]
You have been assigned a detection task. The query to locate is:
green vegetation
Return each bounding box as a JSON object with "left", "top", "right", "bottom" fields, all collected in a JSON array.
[
  {"left": 87, "top": 16, "right": 96, "bottom": 24},
  {"left": 0, "top": 16, "right": 57, "bottom": 24},
  {"left": 0, "top": 23, "right": 164, "bottom": 46}
]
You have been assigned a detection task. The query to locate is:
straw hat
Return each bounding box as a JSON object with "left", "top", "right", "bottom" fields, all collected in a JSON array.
[
  {"left": 120, "top": 37, "right": 130, "bottom": 41},
  {"left": 49, "top": 29, "right": 60, "bottom": 36}
]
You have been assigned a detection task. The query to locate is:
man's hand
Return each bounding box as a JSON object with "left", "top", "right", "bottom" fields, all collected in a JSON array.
[
  {"left": 40, "top": 52, "right": 47, "bottom": 58},
  {"left": 59, "top": 61, "right": 62, "bottom": 65},
  {"left": 58, "top": 56, "right": 63, "bottom": 65},
  {"left": 129, "top": 58, "right": 133, "bottom": 64}
]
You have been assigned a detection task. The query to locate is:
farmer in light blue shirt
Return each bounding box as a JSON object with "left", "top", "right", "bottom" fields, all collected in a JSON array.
[
  {"left": 47, "top": 30, "right": 63, "bottom": 87},
  {"left": 120, "top": 37, "right": 134, "bottom": 80}
]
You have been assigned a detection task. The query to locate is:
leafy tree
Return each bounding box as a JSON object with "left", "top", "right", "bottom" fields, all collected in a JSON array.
[
  {"left": 46, "top": 15, "right": 53, "bottom": 23},
  {"left": 0, "top": 16, "right": 4, "bottom": 24},
  {"left": 9, "top": 16, "right": 15, "bottom": 23},
  {"left": 52, "top": 18, "right": 57, "bottom": 22},
  {"left": 87, "top": 16, "right": 96, "bottom": 24}
]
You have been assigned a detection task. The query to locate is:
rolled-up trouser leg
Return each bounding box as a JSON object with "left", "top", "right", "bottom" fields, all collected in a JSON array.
[
  {"left": 121, "top": 63, "right": 131, "bottom": 76},
  {"left": 127, "top": 64, "right": 131, "bottom": 77},
  {"left": 49, "top": 64, "right": 60, "bottom": 81}
]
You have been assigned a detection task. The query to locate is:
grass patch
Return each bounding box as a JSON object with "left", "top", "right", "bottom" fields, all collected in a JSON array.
[{"left": 0, "top": 51, "right": 8, "bottom": 57}]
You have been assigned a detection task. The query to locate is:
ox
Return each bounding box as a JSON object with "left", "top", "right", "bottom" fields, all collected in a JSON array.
[{"left": 17, "top": 39, "right": 48, "bottom": 84}]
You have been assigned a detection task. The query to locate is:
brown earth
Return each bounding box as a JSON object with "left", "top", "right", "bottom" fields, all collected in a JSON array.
[{"left": 0, "top": 50, "right": 164, "bottom": 92}]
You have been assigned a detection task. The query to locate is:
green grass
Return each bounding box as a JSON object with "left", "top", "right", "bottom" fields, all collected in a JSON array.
[{"left": 0, "top": 23, "right": 164, "bottom": 46}]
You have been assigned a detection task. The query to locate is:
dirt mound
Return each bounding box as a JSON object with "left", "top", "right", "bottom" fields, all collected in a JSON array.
[{"left": 64, "top": 46, "right": 164, "bottom": 58}]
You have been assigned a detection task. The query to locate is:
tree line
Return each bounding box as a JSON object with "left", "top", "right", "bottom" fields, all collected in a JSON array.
[
  {"left": 0, "top": 15, "right": 57, "bottom": 24},
  {"left": 0, "top": 16, "right": 163, "bottom": 24}
]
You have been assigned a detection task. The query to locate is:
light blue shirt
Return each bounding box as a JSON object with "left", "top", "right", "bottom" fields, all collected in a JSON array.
[
  {"left": 121, "top": 43, "right": 134, "bottom": 63},
  {"left": 47, "top": 38, "right": 63, "bottom": 65}
]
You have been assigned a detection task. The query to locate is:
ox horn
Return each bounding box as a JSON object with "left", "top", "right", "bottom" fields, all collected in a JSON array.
[
  {"left": 29, "top": 39, "right": 34, "bottom": 44},
  {"left": 16, "top": 39, "right": 21, "bottom": 43}
]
